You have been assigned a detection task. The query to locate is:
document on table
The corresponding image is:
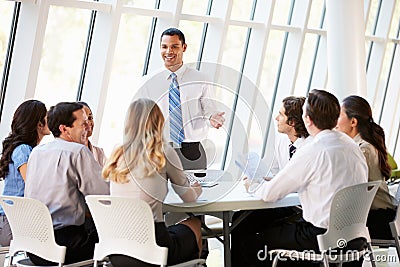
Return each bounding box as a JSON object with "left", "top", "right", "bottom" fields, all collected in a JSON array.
[{"left": 235, "top": 152, "right": 269, "bottom": 184}]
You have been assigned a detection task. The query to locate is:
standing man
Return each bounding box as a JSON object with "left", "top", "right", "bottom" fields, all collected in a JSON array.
[
  {"left": 25, "top": 102, "right": 109, "bottom": 265},
  {"left": 137, "top": 27, "right": 225, "bottom": 260},
  {"left": 234, "top": 89, "right": 368, "bottom": 267},
  {"left": 137, "top": 27, "right": 225, "bottom": 169}
]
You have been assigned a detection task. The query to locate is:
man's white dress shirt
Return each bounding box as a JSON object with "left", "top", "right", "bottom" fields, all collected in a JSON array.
[
  {"left": 137, "top": 65, "right": 219, "bottom": 142},
  {"left": 268, "top": 133, "right": 312, "bottom": 177},
  {"left": 255, "top": 130, "right": 368, "bottom": 229}
]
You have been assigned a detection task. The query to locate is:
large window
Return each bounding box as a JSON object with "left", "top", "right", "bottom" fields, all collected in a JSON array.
[
  {"left": 34, "top": 6, "right": 92, "bottom": 105},
  {"left": 0, "top": 0, "right": 15, "bottom": 121},
  {"left": 99, "top": 13, "right": 154, "bottom": 154},
  {"left": 0, "top": 0, "right": 400, "bottom": 164},
  {"left": 0, "top": 2, "right": 14, "bottom": 76},
  {"left": 178, "top": 20, "right": 204, "bottom": 64}
]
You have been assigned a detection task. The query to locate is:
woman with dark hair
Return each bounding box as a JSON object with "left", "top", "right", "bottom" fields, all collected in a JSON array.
[
  {"left": 77, "top": 102, "right": 106, "bottom": 167},
  {"left": 0, "top": 100, "right": 50, "bottom": 246},
  {"left": 336, "top": 95, "right": 396, "bottom": 239}
]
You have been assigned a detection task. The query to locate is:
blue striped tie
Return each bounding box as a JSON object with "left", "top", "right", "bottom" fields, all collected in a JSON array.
[{"left": 169, "top": 73, "right": 185, "bottom": 145}]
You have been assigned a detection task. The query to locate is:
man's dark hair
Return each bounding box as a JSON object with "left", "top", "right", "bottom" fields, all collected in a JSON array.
[
  {"left": 282, "top": 96, "right": 309, "bottom": 138},
  {"left": 305, "top": 89, "right": 340, "bottom": 130},
  {"left": 48, "top": 102, "right": 83, "bottom": 137},
  {"left": 77, "top": 101, "right": 90, "bottom": 109},
  {"left": 160, "top": 28, "right": 186, "bottom": 44}
]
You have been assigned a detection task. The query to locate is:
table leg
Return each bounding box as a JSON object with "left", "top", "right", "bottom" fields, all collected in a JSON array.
[{"left": 223, "top": 211, "right": 231, "bottom": 267}]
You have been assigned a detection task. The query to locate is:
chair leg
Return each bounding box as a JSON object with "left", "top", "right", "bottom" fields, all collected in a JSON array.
[
  {"left": 393, "top": 236, "right": 400, "bottom": 260},
  {"left": 321, "top": 253, "right": 329, "bottom": 267},
  {"left": 389, "top": 224, "right": 400, "bottom": 260},
  {"left": 7, "top": 255, "right": 13, "bottom": 267},
  {"left": 271, "top": 254, "right": 280, "bottom": 267},
  {"left": 367, "top": 243, "right": 377, "bottom": 267}
]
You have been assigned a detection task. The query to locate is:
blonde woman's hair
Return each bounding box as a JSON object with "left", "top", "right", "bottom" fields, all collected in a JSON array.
[{"left": 103, "top": 98, "right": 166, "bottom": 183}]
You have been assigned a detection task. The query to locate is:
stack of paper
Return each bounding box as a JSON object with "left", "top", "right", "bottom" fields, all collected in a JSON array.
[{"left": 234, "top": 152, "right": 269, "bottom": 184}]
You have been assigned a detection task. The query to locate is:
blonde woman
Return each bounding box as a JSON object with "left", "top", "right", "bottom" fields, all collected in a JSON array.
[{"left": 103, "top": 98, "right": 202, "bottom": 266}]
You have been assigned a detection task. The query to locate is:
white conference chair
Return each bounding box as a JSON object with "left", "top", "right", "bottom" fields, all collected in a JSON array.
[
  {"left": 85, "top": 195, "right": 205, "bottom": 267},
  {"left": 371, "top": 183, "right": 400, "bottom": 260},
  {"left": 269, "top": 181, "right": 381, "bottom": 267},
  {"left": 0, "top": 196, "right": 92, "bottom": 267}
]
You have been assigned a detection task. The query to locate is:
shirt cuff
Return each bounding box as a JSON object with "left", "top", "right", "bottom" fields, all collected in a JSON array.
[{"left": 205, "top": 112, "right": 213, "bottom": 127}]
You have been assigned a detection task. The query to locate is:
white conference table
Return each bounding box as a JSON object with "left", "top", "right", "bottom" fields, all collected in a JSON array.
[{"left": 163, "top": 171, "right": 300, "bottom": 267}]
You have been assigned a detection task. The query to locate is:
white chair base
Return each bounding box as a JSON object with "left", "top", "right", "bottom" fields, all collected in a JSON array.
[
  {"left": 16, "top": 258, "right": 93, "bottom": 267},
  {"left": 168, "top": 258, "right": 206, "bottom": 267},
  {"left": 94, "top": 257, "right": 205, "bottom": 267}
]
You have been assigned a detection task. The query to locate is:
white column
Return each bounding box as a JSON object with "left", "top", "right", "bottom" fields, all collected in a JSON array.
[
  {"left": 326, "top": 0, "right": 366, "bottom": 99},
  {"left": 80, "top": 0, "right": 121, "bottom": 144}
]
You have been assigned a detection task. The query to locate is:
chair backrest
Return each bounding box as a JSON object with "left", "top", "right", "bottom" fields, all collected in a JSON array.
[
  {"left": 85, "top": 195, "right": 168, "bottom": 266},
  {"left": 317, "top": 181, "right": 381, "bottom": 251},
  {"left": 391, "top": 202, "right": 400, "bottom": 235},
  {"left": 0, "top": 196, "right": 66, "bottom": 263},
  {"left": 390, "top": 184, "right": 400, "bottom": 235},
  {"left": 394, "top": 183, "right": 400, "bottom": 202}
]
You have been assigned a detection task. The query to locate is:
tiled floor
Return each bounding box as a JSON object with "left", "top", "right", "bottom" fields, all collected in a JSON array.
[{"left": 205, "top": 238, "right": 400, "bottom": 267}]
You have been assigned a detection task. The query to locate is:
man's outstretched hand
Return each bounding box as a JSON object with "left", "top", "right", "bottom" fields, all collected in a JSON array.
[{"left": 210, "top": 112, "right": 225, "bottom": 129}]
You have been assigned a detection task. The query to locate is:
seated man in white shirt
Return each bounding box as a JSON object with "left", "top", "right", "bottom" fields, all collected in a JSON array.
[
  {"left": 232, "top": 96, "right": 311, "bottom": 263},
  {"left": 25, "top": 102, "right": 109, "bottom": 265},
  {"left": 233, "top": 89, "right": 368, "bottom": 267},
  {"left": 269, "top": 96, "right": 311, "bottom": 176}
]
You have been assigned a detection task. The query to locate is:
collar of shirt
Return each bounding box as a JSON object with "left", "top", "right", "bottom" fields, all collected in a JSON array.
[
  {"left": 313, "top": 129, "right": 334, "bottom": 142},
  {"left": 54, "top": 137, "right": 69, "bottom": 143},
  {"left": 353, "top": 133, "right": 363, "bottom": 144},
  {"left": 292, "top": 136, "right": 307, "bottom": 148},
  {"left": 164, "top": 64, "right": 187, "bottom": 81}
]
